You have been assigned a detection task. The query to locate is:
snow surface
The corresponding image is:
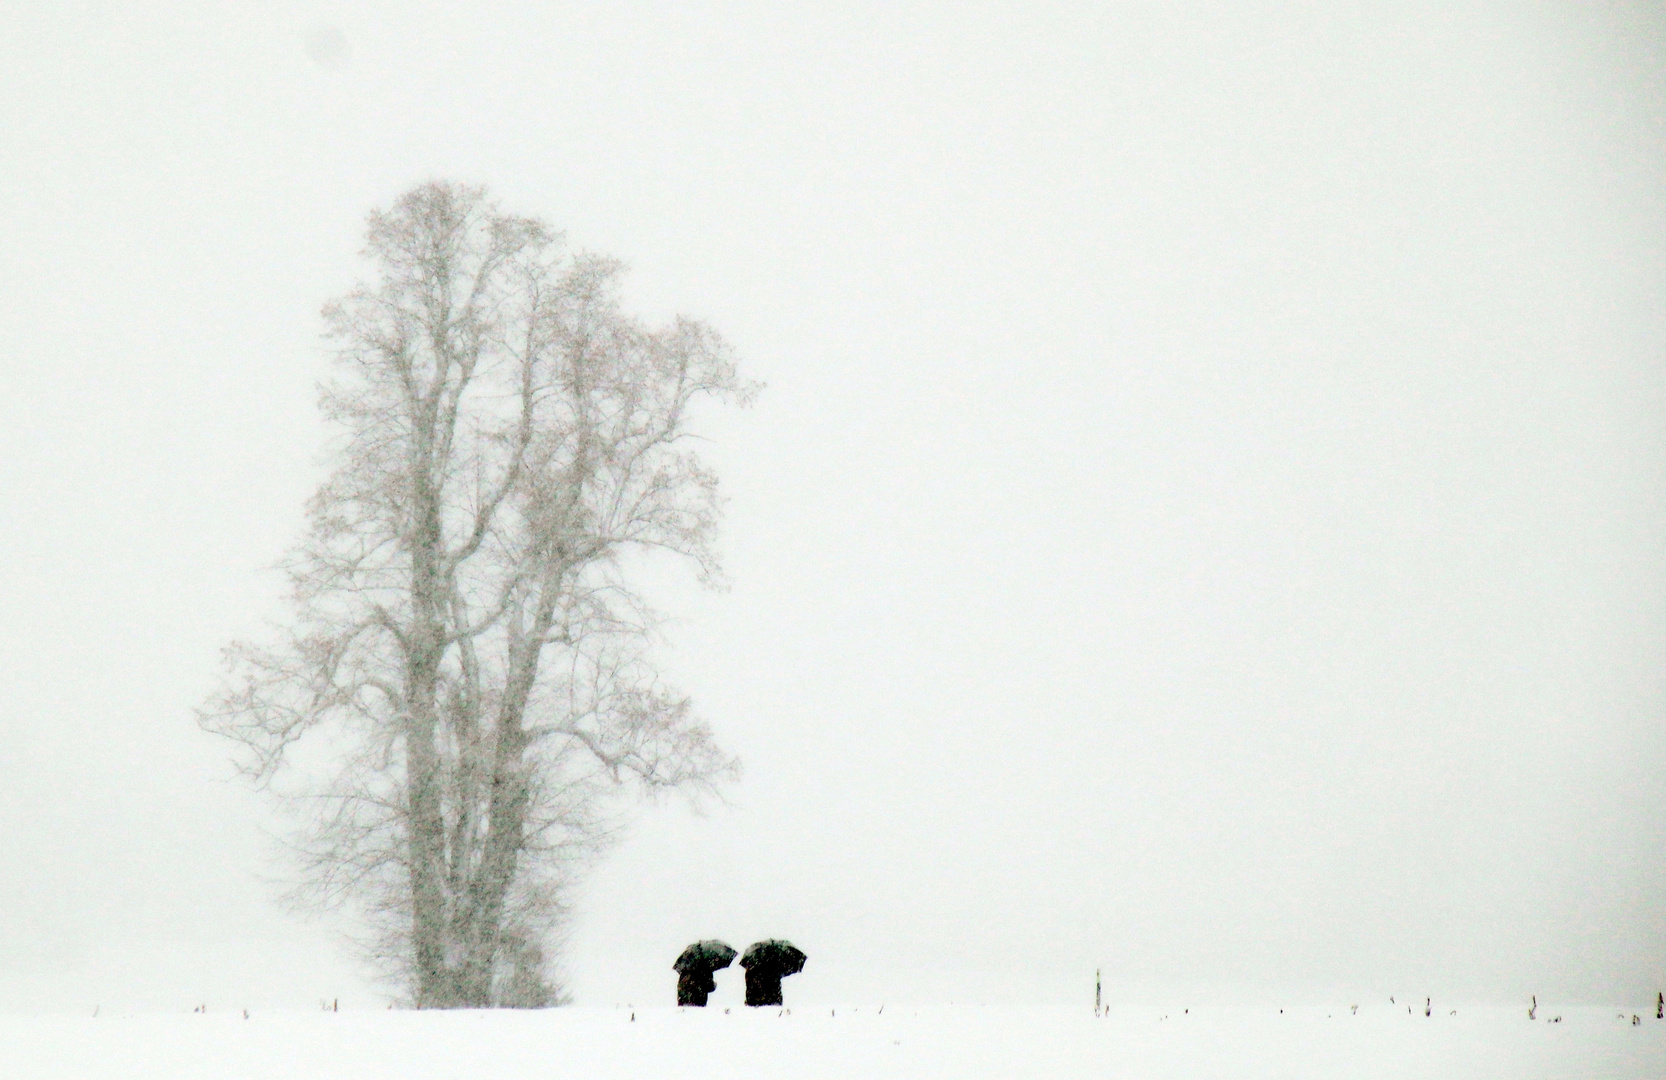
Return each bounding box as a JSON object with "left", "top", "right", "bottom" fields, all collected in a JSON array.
[{"left": 4, "top": 1003, "right": 1661, "bottom": 1079}]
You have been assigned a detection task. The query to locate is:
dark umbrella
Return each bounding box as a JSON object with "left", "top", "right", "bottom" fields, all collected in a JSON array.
[
  {"left": 739, "top": 940, "right": 806, "bottom": 1006},
  {"left": 673, "top": 940, "right": 737, "bottom": 1007},
  {"left": 674, "top": 940, "right": 738, "bottom": 973}
]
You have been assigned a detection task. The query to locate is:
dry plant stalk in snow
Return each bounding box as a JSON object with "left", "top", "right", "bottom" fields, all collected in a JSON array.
[{"left": 200, "top": 182, "right": 754, "bottom": 1008}]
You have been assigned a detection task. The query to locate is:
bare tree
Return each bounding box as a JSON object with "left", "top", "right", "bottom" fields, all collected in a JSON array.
[{"left": 200, "top": 182, "right": 754, "bottom": 1008}]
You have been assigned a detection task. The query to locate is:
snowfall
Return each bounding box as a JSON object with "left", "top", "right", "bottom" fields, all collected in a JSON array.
[{"left": 3, "top": 1001, "right": 1662, "bottom": 1079}]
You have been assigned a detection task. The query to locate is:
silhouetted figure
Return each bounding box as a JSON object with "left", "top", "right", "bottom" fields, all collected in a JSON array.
[
  {"left": 673, "top": 940, "right": 736, "bottom": 1007},
  {"left": 740, "top": 940, "right": 806, "bottom": 1007}
]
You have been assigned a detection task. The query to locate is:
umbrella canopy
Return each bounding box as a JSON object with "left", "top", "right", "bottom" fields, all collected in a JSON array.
[
  {"left": 739, "top": 939, "right": 806, "bottom": 977},
  {"left": 674, "top": 940, "right": 738, "bottom": 973}
]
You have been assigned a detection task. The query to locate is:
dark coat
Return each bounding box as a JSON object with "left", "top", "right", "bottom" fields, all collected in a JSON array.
[{"left": 677, "top": 968, "right": 718, "bottom": 1007}]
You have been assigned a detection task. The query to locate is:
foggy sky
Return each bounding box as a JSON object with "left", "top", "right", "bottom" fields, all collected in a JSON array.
[{"left": 1, "top": 2, "right": 1663, "bottom": 1012}]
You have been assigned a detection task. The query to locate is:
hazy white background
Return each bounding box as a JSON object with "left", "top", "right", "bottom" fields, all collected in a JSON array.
[{"left": 1, "top": 1, "right": 1662, "bottom": 1012}]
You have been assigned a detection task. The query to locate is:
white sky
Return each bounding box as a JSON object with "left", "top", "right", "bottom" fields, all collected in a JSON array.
[{"left": 1, "top": 1, "right": 1663, "bottom": 1012}]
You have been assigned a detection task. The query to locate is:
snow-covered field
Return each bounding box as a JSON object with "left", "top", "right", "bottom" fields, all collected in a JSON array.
[{"left": 4, "top": 1002, "right": 1662, "bottom": 1079}]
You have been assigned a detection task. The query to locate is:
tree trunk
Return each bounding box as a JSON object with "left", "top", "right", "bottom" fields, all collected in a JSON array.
[
  {"left": 407, "top": 406, "right": 462, "bottom": 1007},
  {"left": 456, "top": 622, "right": 544, "bottom": 1003},
  {"left": 405, "top": 693, "right": 453, "bottom": 1007}
]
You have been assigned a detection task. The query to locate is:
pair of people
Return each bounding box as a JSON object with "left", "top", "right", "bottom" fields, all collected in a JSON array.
[{"left": 674, "top": 939, "right": 807, "bottom": 1007}]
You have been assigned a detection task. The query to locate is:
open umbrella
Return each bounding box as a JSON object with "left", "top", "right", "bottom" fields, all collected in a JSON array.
[
  {"left": 739, "top": 940, "right": 806, "bottom": 1006},
  {"left": 675, "top": 940, "right": 738, "bottom": 973},
  {"left": 673, "top": 940, "right": 737, "bottom": 1006}
]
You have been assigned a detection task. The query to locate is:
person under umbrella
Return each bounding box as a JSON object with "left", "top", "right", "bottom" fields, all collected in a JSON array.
[
  {"left": 740, "top": 940, "right": 807, "bottom": 1007},
  {"left": 673, "top": 940, "right": 738, "bottom": 1006}
]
